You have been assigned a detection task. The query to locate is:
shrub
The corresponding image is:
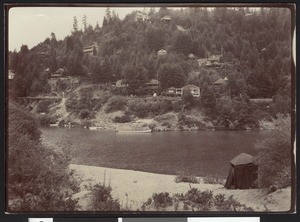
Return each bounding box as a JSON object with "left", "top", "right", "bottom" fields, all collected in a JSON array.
[
  {"left": 175, "top": 175, "right": 199, "bottom": 184},
  {"left": 182, "top": 90, "right": 195, "bottom": 108},
  {"left": 114, "top": 114, "right": 132, "bottom": 123},
  {"left": 202, "top": 176, "right": 225, "bottom": 185},
  {"left": 185, "top": 188, "right": 213, "bottom": 209},
  {"left": 36, "top": 100, "right": 52, "bottom": 113},
  {"left": 213, "top": 193, "right": 226, "bottom": 208},
  {"left": 217, "top": 195, "right": 253, "bottom": 211},
  {"left": 105, "top": 96, "right": 128, "bottom": 113},
  {"left": 255, "top": 114, "right": 291, "bottom": 189},
  {"left": 91, "top": 183, "right": 121, "bottom": 211},
  {"left": 172, "top": 100, "right": 184, "bottom": 112},
  {"left": 128, "top": 100, "right": 148, "bottom": 118},
  {"left": 8, "top": 102, "right": 79, "bottom": 211},
  {"left": 36, "top": 114, "right": 54, "bottom": 126},
  {"left": 79, "top": 109, "right": 92, "bottom": 119},
  {"left": 152, "top": 192, "right": 173, "bottom": 208}
]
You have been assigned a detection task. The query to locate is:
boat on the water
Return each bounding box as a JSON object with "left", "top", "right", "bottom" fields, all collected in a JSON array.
[
  {"left": 49, "top": 123, "right": 59, "bottom": 127},
  {"left": 116, "top": 125, "right": 152, "bottom": 133},
  {"left": 117, "top": 129, "right": 152, "bottom": 133},
  {"left": 89, "top": 126, "right": 102, "bottom": 130}
]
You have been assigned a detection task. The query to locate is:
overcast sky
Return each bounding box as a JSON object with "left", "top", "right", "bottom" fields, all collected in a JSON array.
[{"left": 8, "top": 7, "right": 146, "bottom": 51}]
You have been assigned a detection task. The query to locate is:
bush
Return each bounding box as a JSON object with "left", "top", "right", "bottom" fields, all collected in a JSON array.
[
  {"left": 185, "top": 188, "right": 213, "bottom": 210},
  {"left": 114, "top": 113, "right": 132, "bottom": 123},
  {"left": 172, "top": 100, "right": 184, "bottom": 112},
  {"left": 127, "top": 100, "right": 148, "bottom": 118},
  {"left": 127, "top": 99, "right": 173, "bottom": 118},
  {"left": 152, "top": 192, "right": 173, "bottom": 208},
  {"left": 175, "top": 175, "right": 199, "bottom": 184},
  {"left": 255, "top": 114, "right": 291, "bottom": 189},
  {"left": 105, "top": 96, "right": 128, "bottom": 113},
  {"left": 8, "top": 102, "right": 79, "bottom": 211},
  {"left": 141, "top": 188, "right": 254, "bottom": 211},
  {"left": 202, "top": 176, "right": 225, "bottom": 185},
  {"left": 36, "top": 114, "right": 55, "bottom": 126},
  {"left": 91, "top": 183, "right": 121, "bottom": 211},
  {"left": 79, "top": 109, "right": 92, "bottom": 119},
  {"left": 36, "top": 100, "right": 53, "bottom": 113}
]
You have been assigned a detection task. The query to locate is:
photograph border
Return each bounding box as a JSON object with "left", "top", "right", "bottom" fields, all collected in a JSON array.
[{"left": 1, "top": 0, "right": 298, "bottom": 220}]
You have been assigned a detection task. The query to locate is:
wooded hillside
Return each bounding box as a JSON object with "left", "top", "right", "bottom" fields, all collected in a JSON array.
[{"left": 9, "top": 7, "right": 292, "bottom": 101}]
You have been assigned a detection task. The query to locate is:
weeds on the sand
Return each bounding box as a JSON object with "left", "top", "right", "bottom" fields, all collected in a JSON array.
[
  {"left": 90, "top": 183, "right": 121, "bottom": 211},
  {"left": 202, "top": 176, "right": 225, "bottom": 185},
  {"left": 152, "top": 192, "right": 173, "bottom": 208},
  {"left": 175, "top": 174, "right": 199, "bottom": 184},
  {"left": 141, "top": 188, "right": 254, "bottom": 211}
]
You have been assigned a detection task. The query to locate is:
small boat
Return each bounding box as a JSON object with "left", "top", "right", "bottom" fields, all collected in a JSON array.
[
  {"left": 117, "top": 129, "right": 152, "bottom": 133},
  {"left": 89, "top": 126, "right": 101, "bottom": 130},
  {"left": 116, "top": 125, "right": 152, "bottom": 133},
  {"left": 49, "top": 123, "right": 59, "bottom": 127}
]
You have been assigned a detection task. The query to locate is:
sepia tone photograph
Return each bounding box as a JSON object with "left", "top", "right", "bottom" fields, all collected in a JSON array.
[{"left": 6, "top": 5, "right": 294, "bottom": 213}]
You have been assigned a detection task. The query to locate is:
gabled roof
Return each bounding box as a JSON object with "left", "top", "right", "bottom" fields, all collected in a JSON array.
[
  {"left": 147, "top": 79, "right": 160, "bottom": 84},
  {"left": 167, "top": 87, "right": 176, "bottom": 90},
  {"left": 161, "top": 15, "right": 171, "bottom": 20},
  {"left": 213, "top": 77, "right": 228, "bottom": 85},
  {"left": 182, "top": 84, "right": 200, "bottom": 90}
]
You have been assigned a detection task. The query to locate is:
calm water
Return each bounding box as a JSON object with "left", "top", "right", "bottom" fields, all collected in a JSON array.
[{"left": 40, "top": 128, "right": 272, "bottom": 178}]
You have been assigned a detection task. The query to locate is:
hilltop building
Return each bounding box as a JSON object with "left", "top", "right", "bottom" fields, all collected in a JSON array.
[
  {"left": 157, "top": 49, "right": 167, "bottom": 56},
  {"left": 165, "top": 85, "right": 200, "bottom": 98},
  {"left": 8, "top": 70, "right": 15, "bottom": 80},
  {"left": 134, "top": 11, "right": 150, "bottom": 22},
  {"left": 83, "top": 43, "right": 99, "bottom": 55},
  {"left": 161, "top": 15, "right": 171, "bottom": 23}
]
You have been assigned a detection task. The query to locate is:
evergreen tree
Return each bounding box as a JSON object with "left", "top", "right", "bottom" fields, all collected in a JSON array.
[
  {"left": 73, "top": 16, "right": 78, "bottom": 33},
  {"left": 158, "top": 63, "right": 185, "bottom": 89},
  {"left": 82, "top": 14, "right": 87, "bottom": 32}
]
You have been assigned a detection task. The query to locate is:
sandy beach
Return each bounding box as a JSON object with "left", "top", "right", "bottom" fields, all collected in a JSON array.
[{"left": 70, "top": 164, "right": 291, "bottom": 212}]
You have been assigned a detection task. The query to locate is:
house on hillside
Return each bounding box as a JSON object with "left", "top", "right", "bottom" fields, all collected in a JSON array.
[
  {"left": 146, "top": 79, "right": 160, "bottom": 92},
  {"left": 161, "top": 15, "right": 171, "bottom": 23},
  {"left": 175, "top": 88, "right": 183, "bottom": 97},
  {"left": 115, "top": 79, "right": 129, "bottom": 88},
  {"left": 208, "top": 54, "right": 221, "bottom": 64},
  {"left": 176, "top": 25, "right": 188, "bottom": 33},
  {"left": 83, "top": 43, "right": 99, "bottom": 56},
  {"left": 165, "top": 85, "right": 200, "bottom": 98},
  {"left": 212, "top": 77, "right": 228, "bottom": 86},
  {"left": 165, "top": 87, "right": 177, "bottom": 96},
  {"left": 211, "top": 77, "right": 229, "bottom": 94},
  {"left": 157, "top": 49, "right": 167, "bottom": 56},
  {"left": 51, "top": 68, "right": 65, "bottom": 79},
  {"left": 197, "top": 58, "right": 208, "bottom": 67},
  {"left": 188, "top": 54, "right": 196, "bottom": 60},
  {"left": 8, "top": 70, "right": 15, "bottom": 80},
  {"left": 134, "top": 11, "right": 150, "bottom": 22},
  {"left": 197, "top": 54, "right": 222, "bottom": 68},
  {"left": 182, "top": 85, "right": 200, "bottom": 98}
]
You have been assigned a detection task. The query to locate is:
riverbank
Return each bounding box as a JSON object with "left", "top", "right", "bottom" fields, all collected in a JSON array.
[
  {"left": 32, "top": 83, "right": 277, "bottom": 132},
  {"left": 70, "top": 164, "right": 291, "bottom": 212}
]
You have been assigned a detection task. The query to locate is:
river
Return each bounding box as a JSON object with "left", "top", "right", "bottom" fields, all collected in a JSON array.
[{"left": 40, "top": 128, "right": 272, "bottom": 179}]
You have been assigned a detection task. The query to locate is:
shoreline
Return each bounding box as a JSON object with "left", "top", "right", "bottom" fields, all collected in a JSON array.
[{"left": 70, "top": 164, "right": 291, "bottom": 212}]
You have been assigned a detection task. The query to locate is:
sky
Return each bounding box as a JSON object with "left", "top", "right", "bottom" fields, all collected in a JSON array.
[
  {"left": 8, "top": 6, "right": 263, "bottom": 52},
  {"left": 8, "top": 7, "right": 146, "bottom": 51}
]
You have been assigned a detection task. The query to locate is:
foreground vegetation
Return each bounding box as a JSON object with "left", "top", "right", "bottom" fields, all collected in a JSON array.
[
  {"left": 8, "top": 101, "right": 79, "bottom": 211},
  {"left": 140, "top": 189, "right": 253, "bottom": 211},
  {"left": 255, "top": 114, "right": 291, "bottom": 189}
]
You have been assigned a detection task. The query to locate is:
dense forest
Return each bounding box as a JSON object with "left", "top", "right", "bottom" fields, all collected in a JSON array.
[{"left": 8, "top": 7, "right": 292, "bottom": 121}]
